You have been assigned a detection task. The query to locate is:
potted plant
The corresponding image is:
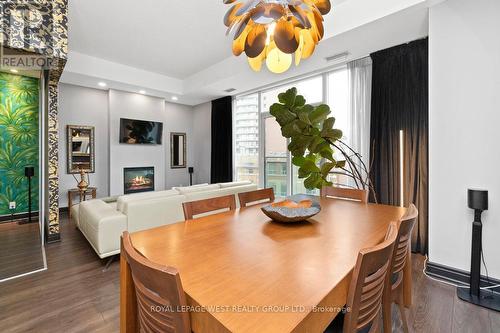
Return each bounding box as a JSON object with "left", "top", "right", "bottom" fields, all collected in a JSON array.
[{"left": 269, "top": 87, "right": 376, "bottom": 201}]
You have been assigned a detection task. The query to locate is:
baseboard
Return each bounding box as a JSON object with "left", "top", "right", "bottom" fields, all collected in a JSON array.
[
  {"left": 46, "top": 232, "right": 61, "bottom": 243},
  {"left": 426, "top": 261, "right": 500, "bottom": 293},
  {"left": 0, "top": 211, "right": 40, "bottom": 223}
]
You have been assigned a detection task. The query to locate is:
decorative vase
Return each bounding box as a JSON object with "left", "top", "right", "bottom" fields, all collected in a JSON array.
[{"left": 77, "top": 169, "right": 88, "bottom": 200}]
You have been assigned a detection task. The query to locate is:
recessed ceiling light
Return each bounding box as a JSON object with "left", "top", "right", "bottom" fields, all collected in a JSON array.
[
  {"left": 10, "top": 69, "right": 18, "bottom": 73},
  {"left": 139, "top": 90, "right": 146, "bottom": 94},
  {"left": 171, "top": 96, "right": 178, "bottom": 101},
  {"left": 98, "top": 82, "right": 107, "bottom": 87}
]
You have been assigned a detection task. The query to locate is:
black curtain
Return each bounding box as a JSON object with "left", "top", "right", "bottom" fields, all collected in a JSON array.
[
  {"left": 211, "top": 96, "right": 233, "bottom": 183},
  {"left": 370, "top": 38, "right": 428, "bottom": 254}
]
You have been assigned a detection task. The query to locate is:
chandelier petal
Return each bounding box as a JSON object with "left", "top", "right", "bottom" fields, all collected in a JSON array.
[
  {"left": 274, "top": 19, "right": 299, "bottom": 54},
  {"left": 233, "top": 14, "right": 251, "bottom": 40},
  {"left": 224, "top": 3, "right": 243, "bottom": 27},
  {"left": 288, "top": 5, "right": 311, "bottom": 29},
  {"left": 266, "top": 46, "right": 292, "bottom": 74},
  {"left": 314, "top": 0, "right": 331, "bottom": 15},
  {"left": 248, "top": 48, "right": 266, "bottom": 71},
  {"left": 300, "top": 29, "right": 316, "bottom": 59},
  {"left": 244, "top": 24, "right": 267, "bottom": 58},
  {"left": 232, "top": 24, "right": 251, "bottom": 56},
  {"left": 251, "top": 4, "right": 286, "bottom": 25},
  {"left": 236, "top": 0, "right": 261, "bottom": 16},
  {"left": 295, "top": 33, "right": 304, "bottom": 66}
]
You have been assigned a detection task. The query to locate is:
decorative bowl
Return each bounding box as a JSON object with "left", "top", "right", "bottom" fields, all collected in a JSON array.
[{"left": 261, "top": 195, "right": 321, "bottom": 223}]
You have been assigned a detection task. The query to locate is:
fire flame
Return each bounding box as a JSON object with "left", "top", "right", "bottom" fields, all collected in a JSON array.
[{"left": 132, "top": 176, "right": 148, "bottom": 186}]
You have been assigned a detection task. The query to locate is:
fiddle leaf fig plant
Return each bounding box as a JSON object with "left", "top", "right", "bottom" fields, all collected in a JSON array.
[
  {"left": 270, "top": 87, "right": 376, "bottom": 199},
  {"left": 270, "top": 87, "right": 344, "bottom": 190}
]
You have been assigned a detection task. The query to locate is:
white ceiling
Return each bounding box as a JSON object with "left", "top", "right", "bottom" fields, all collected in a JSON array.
[
  {"left": 68, "top": 0, "right": 351, "bottom": 79},
  {"left": 69, "top": 0, "right": 231, "bottom": 78},
  {"left": 63, "top": 0, "right": 443, "bottom": 105}
]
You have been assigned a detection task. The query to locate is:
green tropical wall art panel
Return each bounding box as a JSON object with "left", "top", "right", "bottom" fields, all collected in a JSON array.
[{"left": 0, "top": 72, "right": 39, "bottom": 216}]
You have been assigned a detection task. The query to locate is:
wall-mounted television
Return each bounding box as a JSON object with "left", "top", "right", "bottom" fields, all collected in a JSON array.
[{"left": 119, "top": 118, "right": 163, "bottom": 144}]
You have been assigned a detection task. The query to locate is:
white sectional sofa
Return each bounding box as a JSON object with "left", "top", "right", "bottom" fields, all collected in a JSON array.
[{"left": 73, "top": 181, "right": 258, "bottom": 258}]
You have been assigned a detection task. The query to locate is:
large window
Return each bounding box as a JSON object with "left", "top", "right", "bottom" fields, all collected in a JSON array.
[
  {"left": 234, "top": 68, "right": 349, "bottom": 196},
  {"left": 234, "top": 94, "right": 259, "bottom": 185}
]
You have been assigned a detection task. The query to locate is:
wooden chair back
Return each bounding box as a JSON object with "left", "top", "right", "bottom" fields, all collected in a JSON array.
[
  {"left": 238, "top": 188, "right": 275, "bottom": 207},
  {"left": 390, "top": 204, "right": 418, "bottom": 288},
  {"left": 121, "top": 232, "right": 191, "bottom": 333},
  {"left": 320, "top": 186, "right": 369, "bottom": 203},
  {"left": 343, "top": 222, "right": 398, "bottom": 333},
  {"left": 182, "top": 194, "right": 236, "bottom": 220}
]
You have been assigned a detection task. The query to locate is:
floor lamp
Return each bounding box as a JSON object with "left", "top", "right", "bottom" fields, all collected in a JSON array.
[{"left": 457, "top": 189, "right": 500, "bottom": 311}]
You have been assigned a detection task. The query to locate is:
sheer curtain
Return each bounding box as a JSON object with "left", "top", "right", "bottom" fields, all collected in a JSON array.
[{"left": 347, "top": 57, "right": 372, "bottom": 181}]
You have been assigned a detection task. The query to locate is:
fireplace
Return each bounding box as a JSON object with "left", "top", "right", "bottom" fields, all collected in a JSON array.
[{"left": 124, "top": 167, "right": 155, "bottom": 194}]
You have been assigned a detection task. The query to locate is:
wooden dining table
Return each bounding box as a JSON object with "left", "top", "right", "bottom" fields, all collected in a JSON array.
[{"left": 121, "top": 197, "right": 410, "bottom": 333}]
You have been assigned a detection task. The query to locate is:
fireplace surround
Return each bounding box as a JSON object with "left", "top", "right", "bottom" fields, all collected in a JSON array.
[{"left": 124, "top": 167, "right": 155, "bottom": 194}]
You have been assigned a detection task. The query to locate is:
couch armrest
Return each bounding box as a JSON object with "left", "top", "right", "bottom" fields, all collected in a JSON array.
[{"left": 79, "top": 200, "right": 127, "bottom": 258}]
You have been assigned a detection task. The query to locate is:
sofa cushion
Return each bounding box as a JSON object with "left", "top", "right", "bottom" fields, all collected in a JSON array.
[
  {"left": 218, "top": 180, "right": 252, "bottom": 188},
  {"left": 172, "top": 183, "right": 208, "bottom": 191},
  {"left": 116, "top": 189, "right": 179, "bottom": 212},
  {"left": 126, "top": 195, "right": 186, "bottom": 233},
  {"left": 102, "top": 196, "right": 119, "bottom": 203},
  {"left": 175, "top": 184, "right": 220, "bottom": 195}
]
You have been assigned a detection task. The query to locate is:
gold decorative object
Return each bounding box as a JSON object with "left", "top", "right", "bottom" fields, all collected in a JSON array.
[
  {"left": 77, "top": 169, "right": 89, "bottom": 201},
  {"left": 223, "top": 0, "right": 332, "bottom": 73}
]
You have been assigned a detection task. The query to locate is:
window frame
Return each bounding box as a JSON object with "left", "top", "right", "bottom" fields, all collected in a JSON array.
[{"left": 233, "top": 65, "right": 348, "bottom": 196}]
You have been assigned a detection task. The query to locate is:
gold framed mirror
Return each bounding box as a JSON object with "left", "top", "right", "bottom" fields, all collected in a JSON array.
[
  {"left": 67, "top": 125, "right": 95, "bottom": 174},
  {"left": 170, "top": 132, "right": 186, "bottom": 169}
]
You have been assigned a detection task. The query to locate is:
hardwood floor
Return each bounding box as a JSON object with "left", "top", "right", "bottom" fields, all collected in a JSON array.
[
  {"left": 0, "top": 213, "right": 498, "bottom": 332},
  {"left": 0, "top": 220, "right": 45, "bottom": 280}
]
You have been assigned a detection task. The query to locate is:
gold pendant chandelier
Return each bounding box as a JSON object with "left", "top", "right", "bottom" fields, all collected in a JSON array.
[{"left": 223, "top": 0, "right": 331, "bottom": 74}]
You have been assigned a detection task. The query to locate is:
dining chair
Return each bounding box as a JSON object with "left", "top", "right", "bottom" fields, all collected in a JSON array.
[
  {"left": 320, "top": 186, "right": 369, "bottom": 203},
  {"left": 182, "top": 194, "right": 236, "bottom": 220},
  {"left": 238, "top": 188, "right": 275, "bottom": 207},
  {"left": 382, "top": 204, "right": 418, "bottom": 333},
  {"left": 121, "top": 231, "right": 191, "bottom": 333},
  {"left": 326, "top": 221, "right": 398, "bottom": 333}
]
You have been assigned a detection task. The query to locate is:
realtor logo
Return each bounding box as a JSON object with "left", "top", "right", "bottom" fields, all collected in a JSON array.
[{"left": 0, "top": 1, "right": 58, "bottom": 70}]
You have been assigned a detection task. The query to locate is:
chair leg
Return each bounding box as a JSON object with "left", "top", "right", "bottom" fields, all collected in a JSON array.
[
  {"left": 382, "top": 294, "right": 392, "bottom": 333},
  {"left": 396, "top": 294, "right": 409, "bottom": 333}
]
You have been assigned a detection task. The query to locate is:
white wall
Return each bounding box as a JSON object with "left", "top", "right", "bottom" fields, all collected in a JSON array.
[
  {"left": 109, "top": 90, "right": 167, "bottom": 195},
  {"left": 429, "top": 0, "right": 500, "bottom": 278},
  {"left": 192, "top": 102, "right": 211, "bottom": 184},
  {"left": 59, "top": 86, "right": 201, "bottom": 200},
  {"left": 58, "top": 84, "right": 109, "bottom": 207},
  {"left": 164, "top": 102, "right": 194, "bottom": 188}
]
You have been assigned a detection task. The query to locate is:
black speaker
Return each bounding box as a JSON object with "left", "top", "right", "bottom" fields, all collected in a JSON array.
[
  {"left": 20, "top": 166, "right": 35, "bottom": 224},
  {"left": 188, "top": 167, "right": 194, "bottom": 186},
  {"left": 457, "top": 188, "right": 500, "bottom": 311},
  {"left": 468, "top": 189, "right": 488, "bottom": 211},
  {"left": 25, "top": 166, "right": 35, "bottom": 177}
]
